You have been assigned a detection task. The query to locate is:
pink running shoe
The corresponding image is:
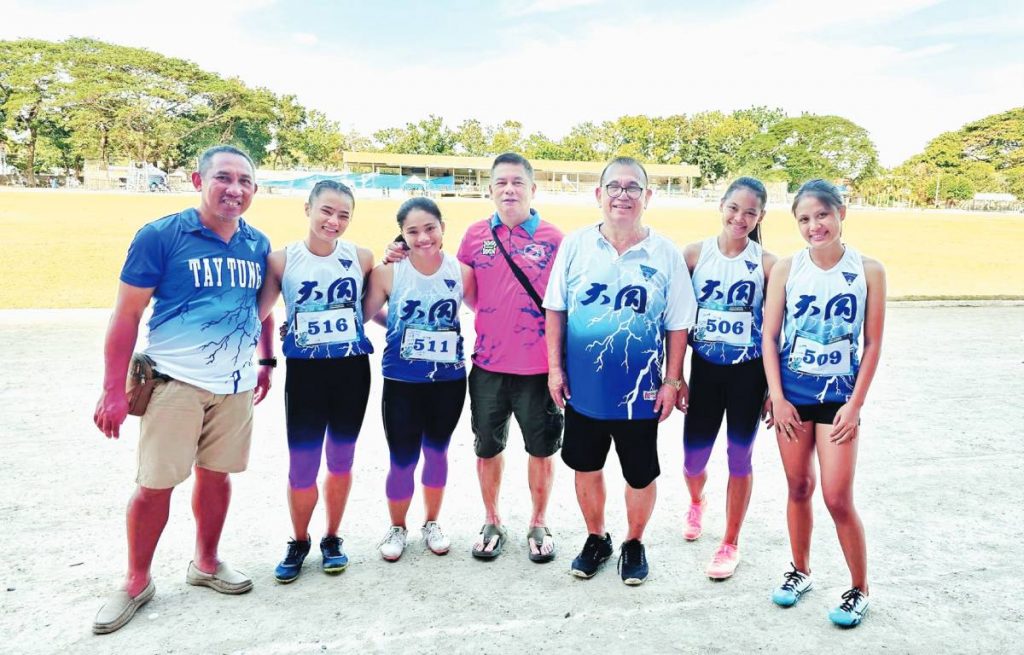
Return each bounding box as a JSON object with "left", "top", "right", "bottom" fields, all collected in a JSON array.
[
  {"left": 706, "top": 543, "right": 740, "bottom": 579},
  {"left": 683, "top": 498, "right": 706, "bottom": 541}
]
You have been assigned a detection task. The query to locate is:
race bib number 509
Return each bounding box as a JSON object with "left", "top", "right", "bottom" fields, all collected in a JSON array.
[{"left": 790, "top": 332, "right": 852, "bottom": 376}]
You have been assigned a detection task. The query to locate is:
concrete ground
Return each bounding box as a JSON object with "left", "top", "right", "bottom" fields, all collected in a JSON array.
[{"left": 0, "top": 303, "right": 1021, "bottom": 654}]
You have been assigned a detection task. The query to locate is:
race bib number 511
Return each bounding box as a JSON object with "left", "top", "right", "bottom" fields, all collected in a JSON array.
[
  {"left": 790, "top": 332, "right": 852, "bottom": 376},
  {"left": 295, "top": 304, "right": 357, "bottom": 346},
  {"left": 400, "top": 327, "right": 458, "bottom": 363}
]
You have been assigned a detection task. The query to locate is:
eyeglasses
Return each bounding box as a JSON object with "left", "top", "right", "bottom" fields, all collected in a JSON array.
[{"left": 604, "top": 183, "right": 645, "bottom": 200}]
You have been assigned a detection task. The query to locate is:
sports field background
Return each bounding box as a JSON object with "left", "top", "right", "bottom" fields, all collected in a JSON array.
[{"left": 1, "top": 189, "right": 1022, "bottom": 308}]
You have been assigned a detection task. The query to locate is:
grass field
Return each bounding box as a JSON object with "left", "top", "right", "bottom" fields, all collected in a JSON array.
[{"left": 1, "top": 189, "right": 1022, "bottom": 307}]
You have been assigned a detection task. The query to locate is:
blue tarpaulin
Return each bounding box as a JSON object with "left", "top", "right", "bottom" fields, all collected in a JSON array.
[{"left": 261, "top": 172, "right": 455, "bottom": 191}]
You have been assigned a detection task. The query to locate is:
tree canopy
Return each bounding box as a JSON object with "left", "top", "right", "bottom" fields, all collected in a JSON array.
[{"left": 2, "top": 37, "right": 1022, "bottom": 204}]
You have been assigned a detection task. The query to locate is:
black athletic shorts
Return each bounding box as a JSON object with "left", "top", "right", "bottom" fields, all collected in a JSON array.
[
  {"left": 469, "top": 366, "right": 563, "bottom": 458},
  {"left": 562, "top": 404, "right": 660, "bottom": 489},
  {"left": 794, "top": 402, "right": 846, "bottom": 425}
]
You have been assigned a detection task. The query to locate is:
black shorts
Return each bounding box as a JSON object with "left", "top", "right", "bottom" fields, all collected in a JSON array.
[
  {"left": 382, "top": 377, "right": 467, "bottom": 467},
  {"left": 469, "top": 366, "right": 563, "bottom": 458},
  {"left": 562, "top": 404, "right": 660, "bottom": 489},
  {"left": 285, "top": 356, "right": 371, "bottom": 448},
  {"left": 795, "top": 402, "right": 846, "bottom": 425}
]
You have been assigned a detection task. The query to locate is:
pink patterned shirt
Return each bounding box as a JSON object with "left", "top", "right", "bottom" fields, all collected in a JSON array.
[{"left": 457, "top": 210, "right": 563, "bottom": 375}]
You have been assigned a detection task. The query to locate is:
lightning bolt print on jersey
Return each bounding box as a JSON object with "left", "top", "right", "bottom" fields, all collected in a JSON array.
[{"left": 544, "top": 225, "right": 697, "bottom": 420}]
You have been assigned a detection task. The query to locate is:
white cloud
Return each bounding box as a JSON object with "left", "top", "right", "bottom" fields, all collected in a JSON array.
[
  {"left": 292, "top": 32, "right": 318, "bottom": 46},
  {"left": 1, "top": 0, "right": 1017, "bottom": 166},
  {"left": 500, "top": 0, "right": 602, "bottom": 18}
]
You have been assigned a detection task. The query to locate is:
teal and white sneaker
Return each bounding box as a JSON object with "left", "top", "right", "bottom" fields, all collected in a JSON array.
[
  {"left": 771, "top": 563, "right": 813, "bottom": 607},
  {"left": 829, "top": 587, "right": 869, "bottom": 627}
]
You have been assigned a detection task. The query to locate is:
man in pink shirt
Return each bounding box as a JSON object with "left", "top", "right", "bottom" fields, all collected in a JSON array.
[{"left": 457, "top": 153, "right": 564, "bottom": 562}]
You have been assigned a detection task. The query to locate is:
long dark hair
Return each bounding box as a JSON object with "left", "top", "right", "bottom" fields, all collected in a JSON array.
[
  {"left": 722, "top": 176, "right": 767, "bottom": 244},
  {"left": 393, "top": 197, "right": 443, "bottom": 245}
]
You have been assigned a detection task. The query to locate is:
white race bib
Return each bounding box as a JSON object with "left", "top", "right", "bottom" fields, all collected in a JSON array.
[
  {"left": 295, "top": 304, "right": 358, "bottom": 346},
  {"left": 695, "top": 306, "right": 754, "bottom": 346},
  {"left": 400, "top": 327, "right": 458, "bottom": 363},
  {"left": 790, "top": 332, "right": 852, "bottom": 376}
]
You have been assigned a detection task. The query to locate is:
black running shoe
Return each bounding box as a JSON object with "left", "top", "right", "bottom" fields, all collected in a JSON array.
[
  {"left": 570, "top": 533, "right": 614, "bottom": 579},
  {"left": 618, "top": 539, "right": 649, "bottom": 585},
  {"left": 319, "top": 535, "right": 349, "bottom": 574},
  {"left": 274, "top": 537, "right": 311, "bottom": 583}
]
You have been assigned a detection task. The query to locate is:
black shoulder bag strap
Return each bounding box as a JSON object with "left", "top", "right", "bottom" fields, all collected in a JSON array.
[{"left": 491, "top": 223, "right": 544, "bottom": 314}]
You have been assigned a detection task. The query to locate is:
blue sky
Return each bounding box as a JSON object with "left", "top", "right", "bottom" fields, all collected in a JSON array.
[{"left": 2, "top": 0, "right": 1022, "bottom": 165}]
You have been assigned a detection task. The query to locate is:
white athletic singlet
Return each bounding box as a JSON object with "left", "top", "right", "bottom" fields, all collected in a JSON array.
[
  {"left": 690, "top": 236, "right": 765, "bottom": 365},
  {"left": 780, "top": 245, "right": 867, "bottom": 406},
  {"left": 282, "top": 240, "right": 373, "bottom": 359},
  {"left": 382, "top": 254, "right": 465, "bottom": 382}
]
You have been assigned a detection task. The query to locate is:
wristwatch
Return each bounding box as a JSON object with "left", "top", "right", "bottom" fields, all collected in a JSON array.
[
  {"left": 663, "top": 377, "right": 683, "bottom": 390},
  {"left": 258, "top": 358, "right": 278, "bottom": 368}
]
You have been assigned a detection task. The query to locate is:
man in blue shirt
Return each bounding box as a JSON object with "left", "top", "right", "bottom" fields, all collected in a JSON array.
[
  {"left": 544, "top": 157, "right": 697, "bottom": 586},
  {"left": 92, "top": 145, "right": 275, "bottom": 635}
]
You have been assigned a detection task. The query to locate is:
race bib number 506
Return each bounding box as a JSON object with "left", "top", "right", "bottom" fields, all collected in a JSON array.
[
  {"left": 695, "top": 306, "right": 754, "bottom": 346},
  {"left": 400, "top": 327, "right": 458, "bottom": 363},
  {"left": 295, "top": 304, "right": 357, "bottom": 346},
  {"left": 790, "top": 332, "right": 852, "bottom": 376}
]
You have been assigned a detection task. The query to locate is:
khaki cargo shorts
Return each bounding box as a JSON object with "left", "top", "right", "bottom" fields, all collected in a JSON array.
[{"left": 137, "top": 379, "right": 254, "bottom": 489}]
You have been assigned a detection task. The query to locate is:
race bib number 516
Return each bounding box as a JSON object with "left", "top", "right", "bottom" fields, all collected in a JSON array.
[
  {"left": 790, "top": 332, "right": 852, "bottom": 376},
  {"left": 400, "top": 327, "right": 458, "bottom": 363},
  {"left": 295, "top": 304, "right": 357, "bottom": 346}
]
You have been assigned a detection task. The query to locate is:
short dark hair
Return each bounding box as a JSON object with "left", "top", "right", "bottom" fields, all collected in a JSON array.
[
  {"left": 308, "top": 180, "right": 355, "bottom": 209},
  {"left": 198, "top": 145, "right": 255, "bottom": 178},
  {"left": 490, "top": 152, "right": 534, "bottom": 182},
  {"left": 792, "top": 179, "right": 845, "bottom": 214},
  {"left": 600, "top": 156, "right": 648, "bottom": 187}
]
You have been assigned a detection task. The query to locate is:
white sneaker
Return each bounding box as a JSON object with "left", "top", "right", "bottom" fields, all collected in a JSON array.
[
  {"left": 422, "top": 521, "right": 450, "bottom": 555},
  {"left": 378, "top": 526, "right": 407, "bottom": 561}
]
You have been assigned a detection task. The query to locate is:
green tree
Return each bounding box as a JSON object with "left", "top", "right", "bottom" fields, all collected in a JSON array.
[
  {"left": 453, "top": 118, "right": 488, "bottom": 155},
  {"left": 523, "top": 132, "right": 567, "bottom": 160},
  {"left": 488, "top": 120, "right": 523, "bottom": 155},
  {"left": 739, "top": 115, "right": 879, "bottom": 189},
  {"left": 374, "top": 114, "right": 455, "bottom": 155},
  {"left": 0, "top": 39, "right": 65, "bottom": 184}
]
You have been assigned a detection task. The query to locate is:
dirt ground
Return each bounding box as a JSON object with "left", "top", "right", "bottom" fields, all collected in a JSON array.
[{"left": 1, "top": 303, "right": 1022, "bottom": 654}]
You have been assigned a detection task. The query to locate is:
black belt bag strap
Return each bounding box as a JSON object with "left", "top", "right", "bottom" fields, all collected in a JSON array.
[{"left": 491, "top": 224, "right": 544, "bottom": 314}]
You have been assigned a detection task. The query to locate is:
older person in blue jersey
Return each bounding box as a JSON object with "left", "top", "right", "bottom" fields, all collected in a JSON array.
[{"left": 544, "top": 156, "right": 697, "bottom": 585}]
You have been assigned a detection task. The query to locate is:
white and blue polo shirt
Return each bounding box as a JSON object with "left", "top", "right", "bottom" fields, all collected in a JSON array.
[
  {"left": 544, "top": 224, "right": 697, "bottom": 420},
  {"left": 120, "top": 208, "right": 272, "bottom": 394},
  {"left": 780, "top": 245, "right": 867, "bottom": 406}
]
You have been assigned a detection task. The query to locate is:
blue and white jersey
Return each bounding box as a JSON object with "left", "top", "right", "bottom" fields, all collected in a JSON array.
[
  {"left": 780, "top": 246, "right": 867, "bottom": 406},
  {"left": 544, "top": 225, "right": 697, "bottom": 420},
  {"left": 120, "top": 208, "right": 271, "bottom": 395},
  {"left": 382, "top": 254, "right": 466, "bottom": 383},
  {"left": 281, "top": 240, "right": 373, "bottom": 359},
  {"left": 690, "top": 236, "right": 765, "bottom": 365}
]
